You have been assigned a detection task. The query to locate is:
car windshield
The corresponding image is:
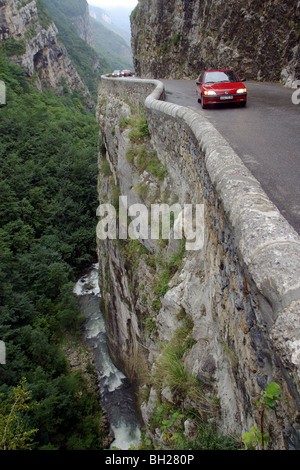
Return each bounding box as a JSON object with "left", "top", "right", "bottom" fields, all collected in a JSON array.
[{"left": 204, "top": 71, "right": 240, "bottom": 84}]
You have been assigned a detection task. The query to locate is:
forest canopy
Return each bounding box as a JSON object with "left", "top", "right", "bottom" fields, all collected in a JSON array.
[{"left": 0, "top": 53, "right": 105, "bottom": 449}]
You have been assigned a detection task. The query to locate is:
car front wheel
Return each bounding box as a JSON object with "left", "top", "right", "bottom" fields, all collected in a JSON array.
[{"left": 201, "top": 95, "right": 207, "bottom": 109}]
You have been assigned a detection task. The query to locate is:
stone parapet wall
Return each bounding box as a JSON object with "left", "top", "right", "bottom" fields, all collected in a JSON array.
[
  {"left": 101, "top": 75, "right": 165, "bottom": 109},
  {"left": 100, "top": 75, "right": 300, "bottom": 449}
]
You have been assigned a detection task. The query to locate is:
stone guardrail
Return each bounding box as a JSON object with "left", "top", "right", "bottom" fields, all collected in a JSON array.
[{"left": 100, "top": 75, "right": 300, "bottom": 434}]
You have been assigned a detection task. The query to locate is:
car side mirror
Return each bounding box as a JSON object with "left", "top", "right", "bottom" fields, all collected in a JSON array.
[
  {"left": 241, "top": 78, "right": 246, "bottom": 82},
  {"left": 196, "top": 81, "right": 201, "bottom": 85}
]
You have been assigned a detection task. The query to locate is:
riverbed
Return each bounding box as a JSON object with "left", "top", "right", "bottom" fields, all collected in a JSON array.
[{"left": 73, "top": 263, "right": 141, "bottom": 450}]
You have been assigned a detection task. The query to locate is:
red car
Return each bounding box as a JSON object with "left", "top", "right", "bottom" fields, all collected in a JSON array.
[{"left": 196, "top": 69, "right": 247, "bottom": 109}]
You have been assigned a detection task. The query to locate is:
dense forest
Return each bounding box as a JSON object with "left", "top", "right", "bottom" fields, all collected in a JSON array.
[{"left": 0, "top": 50, "right": 107, "bottom": 449}]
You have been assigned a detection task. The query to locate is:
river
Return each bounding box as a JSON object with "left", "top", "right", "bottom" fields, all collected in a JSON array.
[{"left": 73, "top": 263, "right": 141, "bottom": 450}]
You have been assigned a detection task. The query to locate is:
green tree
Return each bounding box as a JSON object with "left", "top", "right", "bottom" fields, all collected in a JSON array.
[
  {"left": 242, "top": 382, "right": 282, "bottom": 450},
  {"left": 0, "top": 378, "right": 38, "bottom": 450},
  {"left": 0, "top": 54, "right": 104, "bottom": 449}
]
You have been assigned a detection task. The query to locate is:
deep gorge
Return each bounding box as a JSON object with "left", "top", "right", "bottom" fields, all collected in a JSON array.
[{"left": 1, "top": 0, "right": 300, "bottom": 452}]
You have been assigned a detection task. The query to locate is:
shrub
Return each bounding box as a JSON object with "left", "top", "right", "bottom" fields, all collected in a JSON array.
[{"left": 3, "top": 38, "right": 26, "bottom": 57}]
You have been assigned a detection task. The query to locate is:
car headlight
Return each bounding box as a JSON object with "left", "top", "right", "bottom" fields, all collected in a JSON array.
[
  {"left": 237, "top": 88, "right": 247, "bottom": 94},
  {"left": 204, "top": 90, "right": 216, "bottom": 96}
]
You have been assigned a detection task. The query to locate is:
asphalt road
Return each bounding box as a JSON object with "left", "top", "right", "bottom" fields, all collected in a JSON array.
[{"left": 162, "top": 79, "right": 300, "bottom": 235}]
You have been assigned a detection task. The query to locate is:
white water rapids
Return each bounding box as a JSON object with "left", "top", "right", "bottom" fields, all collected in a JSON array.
[{"left": 73, "top": 263, "right": 141, "bottom": 450}]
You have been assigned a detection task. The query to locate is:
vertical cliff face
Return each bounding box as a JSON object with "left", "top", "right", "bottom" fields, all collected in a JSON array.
[
  {"left": 95, "top": 83, "right": 249, "bottom": 445},
  {"left": 96, "top": 78, "right": 300, "bottom": 450},
  {"left": 69, "top": 1, "right": 93, "bottom": 47},
  {"left": 0, "top": 0, "right": 89, "bottom": 95},
  {"left": 131, "top": 0, "right": 300, "bottom": 86}
]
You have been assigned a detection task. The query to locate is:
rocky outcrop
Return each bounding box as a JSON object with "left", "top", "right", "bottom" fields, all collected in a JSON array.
[
  {"left": 131, "top": 0, "right": 300, "bottom": 86},
  {"left": 69, "top": 1, "right": 93, "bottom": 47},
  {"left": 0, "top": 0, "right": 89, "bottom": 95}
]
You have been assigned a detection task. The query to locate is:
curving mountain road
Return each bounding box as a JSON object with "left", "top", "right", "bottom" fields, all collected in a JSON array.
[{"left": 162, "top": 79, "right": 300, "bottom": 235}]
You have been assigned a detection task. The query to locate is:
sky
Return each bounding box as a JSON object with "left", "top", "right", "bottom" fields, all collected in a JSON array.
[{"left": 87, "top": 0, "right": 138, "bottom": 10}]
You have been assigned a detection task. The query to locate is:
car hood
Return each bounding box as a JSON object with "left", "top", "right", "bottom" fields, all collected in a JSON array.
[{"left": 204, "top": 82, "right": 244, "bottom": 94}]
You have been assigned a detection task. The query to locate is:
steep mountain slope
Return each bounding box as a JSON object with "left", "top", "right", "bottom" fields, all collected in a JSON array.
[
  {"left": 42, "top": 0, "right": 110, "bottom": 99},
  {"left": 52, "top": 0, "right": 94, "bottom": 46},
  {"left": 0, "top": 0, "right": 116, "bottom": 101},
  {"left": 89, "top": 4, "right": 132, "bottom": 45},
  {"left": 0, "top": 0, "right": 110, "bottom": 450},
  {"left": 131, "top": 0, "right": 300, "bottom": 85},
  {"left": 90, "top": 16, "right": 133, "bottom": 71},
  {"left": 0, "top": 0, "right": 89, "bottom": 95}
]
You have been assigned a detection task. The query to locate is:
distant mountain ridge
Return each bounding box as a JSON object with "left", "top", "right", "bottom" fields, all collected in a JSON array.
[
  {"left": 88, "top": 4, "right": 132, "bottom": 46},
  {"left": 90, "top": 16, "right": 133, "bottom": 71}
]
